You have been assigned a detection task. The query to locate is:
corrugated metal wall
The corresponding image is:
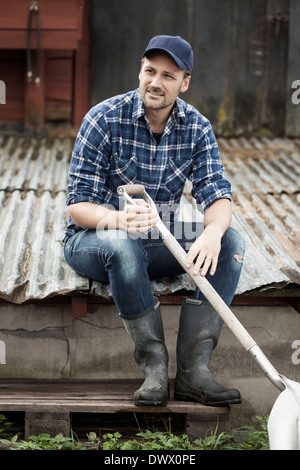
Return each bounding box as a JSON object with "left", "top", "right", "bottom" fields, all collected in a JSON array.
[{"left": 91, "top": 0, "right": 300, "bottom": 136}]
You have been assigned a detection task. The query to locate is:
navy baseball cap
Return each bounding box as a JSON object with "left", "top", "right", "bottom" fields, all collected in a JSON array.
[{"left": 142, "top": 35, "right": 194, "bottom": 73}]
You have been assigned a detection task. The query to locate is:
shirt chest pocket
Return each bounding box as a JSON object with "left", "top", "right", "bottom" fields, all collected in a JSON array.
[
  {"left": 109, "top": 153, "right": 138, "bottom": 187},
  {"left": 164, "top": 156, "right": 192, "bottom": 196}
]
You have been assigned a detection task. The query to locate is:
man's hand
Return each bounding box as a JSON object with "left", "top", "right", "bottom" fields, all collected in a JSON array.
[
  {"left": 69, "top": 200, "right": 158, "bottom": 234},
  {"left": 118, "top": 200, "right": 158, "bottom": 233},
  {"left": 185, "top": 198, "right": 232, "bottom": 277},
  {"left": 186, "top": 225, "right": 222, "bottom": 277}
]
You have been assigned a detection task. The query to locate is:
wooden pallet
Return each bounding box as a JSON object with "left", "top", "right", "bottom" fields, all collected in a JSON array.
[{"left": 0, "top": 379, "right": 231, "bottom": 439}]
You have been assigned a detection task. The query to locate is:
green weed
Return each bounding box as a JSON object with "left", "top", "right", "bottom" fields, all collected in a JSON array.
[
  {"left": 0, "top": 414, "right": 270, "bottom": 450},
  {"left": 0, "top": 414, "right": 14, "bottom": 439},
  {"left": 0, "top": 431, "right": 86, "bottom": 450},
  {"left": 86, "top": 415, "right": 269, "bottom": 451}
]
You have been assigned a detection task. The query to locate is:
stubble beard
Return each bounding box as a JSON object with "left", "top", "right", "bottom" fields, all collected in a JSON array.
[
  {"left": 142, "top": 90, "right": 170, "bottom": 111},
  {"left": 140, "top": 83, "right": 183, "bottom": 112}
]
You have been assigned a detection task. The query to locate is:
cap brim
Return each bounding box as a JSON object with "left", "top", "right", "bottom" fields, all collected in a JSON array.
[{"left": 142, "top": 48, "right": 187, "bottom": 71}]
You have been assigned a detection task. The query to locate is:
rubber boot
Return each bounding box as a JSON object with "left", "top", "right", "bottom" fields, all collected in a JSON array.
[
  {"left": 121, "top": 300, "right": 169, "bottom": 406},
  {"left": 174, "top": 298, "right": 241, "bottom": 406}
]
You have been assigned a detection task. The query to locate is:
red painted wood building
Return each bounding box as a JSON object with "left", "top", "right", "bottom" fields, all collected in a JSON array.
[{"left": 0, "top": 0, "right": 90, "bottom": 128}]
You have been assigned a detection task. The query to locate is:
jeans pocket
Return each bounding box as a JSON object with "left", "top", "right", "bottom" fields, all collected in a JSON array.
[{"left": 62, "top": 235, "right": 70, "bottom": 246}]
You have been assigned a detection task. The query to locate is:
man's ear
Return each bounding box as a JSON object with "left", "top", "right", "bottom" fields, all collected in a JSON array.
[{"left": 180, "top": 75, "right": 191, "bottom": 94}]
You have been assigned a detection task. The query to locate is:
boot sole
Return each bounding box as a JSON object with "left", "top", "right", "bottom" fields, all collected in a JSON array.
[
  {"left": 134, "top": 399, "right": 168, "bottom": 407},
  {"left": 174, "top": 391, "right": 242, "bottom": 407}
]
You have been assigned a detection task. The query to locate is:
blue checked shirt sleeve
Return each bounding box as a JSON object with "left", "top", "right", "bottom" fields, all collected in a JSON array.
[
  {"left": 190, "top": 120, "right": 232, "bottom": 213},
  {"left": 66, "top": 110, "right": 111, "bottom": 206}
]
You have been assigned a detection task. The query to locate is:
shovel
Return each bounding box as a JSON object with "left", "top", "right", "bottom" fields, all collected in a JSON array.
[{"left": 117, "top": 184, "right": 300, "bottom": 450}]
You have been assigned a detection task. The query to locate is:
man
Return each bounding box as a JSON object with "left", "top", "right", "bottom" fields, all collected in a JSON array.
[{"left": 64, "top": 35, "right": 245, "bottom": 407}]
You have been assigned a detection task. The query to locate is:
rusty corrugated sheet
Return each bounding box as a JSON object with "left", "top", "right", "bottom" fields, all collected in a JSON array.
[
  {"left": 220, "top": 137, "right": 300, "bottom": 293},
  {"left": 0, "top": 134, "right": 299, "bottom": 303},
  {"left": 0, "top": 135, "right": 89, "bottom": 303}
]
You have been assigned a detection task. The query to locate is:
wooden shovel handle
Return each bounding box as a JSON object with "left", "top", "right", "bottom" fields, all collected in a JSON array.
[
  {"left": 117, "top": 184, "right": 285, "bottom": 391},
  {"left": 162, "top": 233, "right": 256, "bottom": 352},
  {"left": 118, "top": 184, "right": 145, "bottom": 196}
]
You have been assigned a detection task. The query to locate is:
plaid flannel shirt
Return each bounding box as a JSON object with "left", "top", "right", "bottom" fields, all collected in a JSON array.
[{"left": 66, "top": 89, "right": 232, "bottom": 235}]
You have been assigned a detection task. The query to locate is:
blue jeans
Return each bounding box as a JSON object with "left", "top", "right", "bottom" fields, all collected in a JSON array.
[{"left": 64, "top": 223, "right": 245, "bottom": 316}]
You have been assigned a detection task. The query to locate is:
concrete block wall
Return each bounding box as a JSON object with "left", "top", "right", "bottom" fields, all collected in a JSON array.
[{"left": 0, "top": 301, "right": 299, "bottom": 428}]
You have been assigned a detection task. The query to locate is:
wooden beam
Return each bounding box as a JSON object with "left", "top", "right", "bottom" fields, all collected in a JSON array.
[
  {"left": 71, "top": 296, "right": 87, "bottom": 318},
  {"left": 24, "top": 51, "right": 45, "bottom": 129},
  {"left": 0, "top": 31, "right": 80, "bottom": 50},
  {"left": 73, "top": 0, "right": 91, "bottom": 126},
  {"left": 287, "top": 297, "right": 300, "bottom": 314},
  {"left": 0, "top": 379, "right": 231, "bottom": 440}
]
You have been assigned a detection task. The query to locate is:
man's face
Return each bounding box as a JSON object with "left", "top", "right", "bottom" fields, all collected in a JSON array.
[{"left": 139, "top": 52, "right": 191, "bottom": 113}]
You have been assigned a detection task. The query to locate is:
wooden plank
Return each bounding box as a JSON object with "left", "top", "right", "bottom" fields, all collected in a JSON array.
[
  {"left": 0, "top": 398, "right": 230, "bottom": 416},
  {"left": 45, "top": 56, "right": 73, "bottom": 101},
  {"left": 0, "top": 51, "right": 25, "bottom": 122},
  {"left": 71, "top": 296, "right": 87, "bottom": 318},
  {"left": 73, "top": 0, "right": 90, "bottom": 126},
  {"left": 0, "top": 49, "right": 73, "bottom": 124},
  {"left": 45, "top": 50, "right": 73, "bottom": 121},
  {"left": 0, "top": 0, "right": 81, "bottom": 30},
  {"left": 0, "top": 99, "right": 24, "bottom": 122},
  {"left": 24, "top": 51, "right": 45, "bottom": 129},
  {"left": 0, "top": 0, "right": 86, "bottom": 50},
  {"left": 0, "top": 31, "right": 80, "bottom": 50},
  {"left": 0, "top": 387, "right": 228, "bottom": 412},
  {"left": 0, "top": 379, "right": 231, "bottom": 438},
  {"left": 0, "top": 379, "right": 230, "bottom": 415}
]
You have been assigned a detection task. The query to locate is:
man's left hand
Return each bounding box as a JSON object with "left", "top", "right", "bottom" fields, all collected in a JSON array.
[{"left": 185, "top": 225, "right": 223, "bottom": 277}]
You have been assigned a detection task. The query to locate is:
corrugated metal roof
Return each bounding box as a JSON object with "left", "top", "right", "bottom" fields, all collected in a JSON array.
[
  {"left": 0, "top": 134, "right": 89, "bottom": 303},
  {"left": 220, "top": 137, "right": 300, "bottom": 294},
  {"left": 0, "top": 133, "right": 299, "bottom": 303}
]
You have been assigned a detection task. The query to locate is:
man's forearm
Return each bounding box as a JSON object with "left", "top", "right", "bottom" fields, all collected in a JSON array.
[
  {"left": 204, "top": 198, "right": 232, "bottom": 236},
  {"left": 69, "top": 202, "right": 120, "bottom": 231},
  {"left": 68, "top": 201, "right": 158, "bottom": 233}
]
